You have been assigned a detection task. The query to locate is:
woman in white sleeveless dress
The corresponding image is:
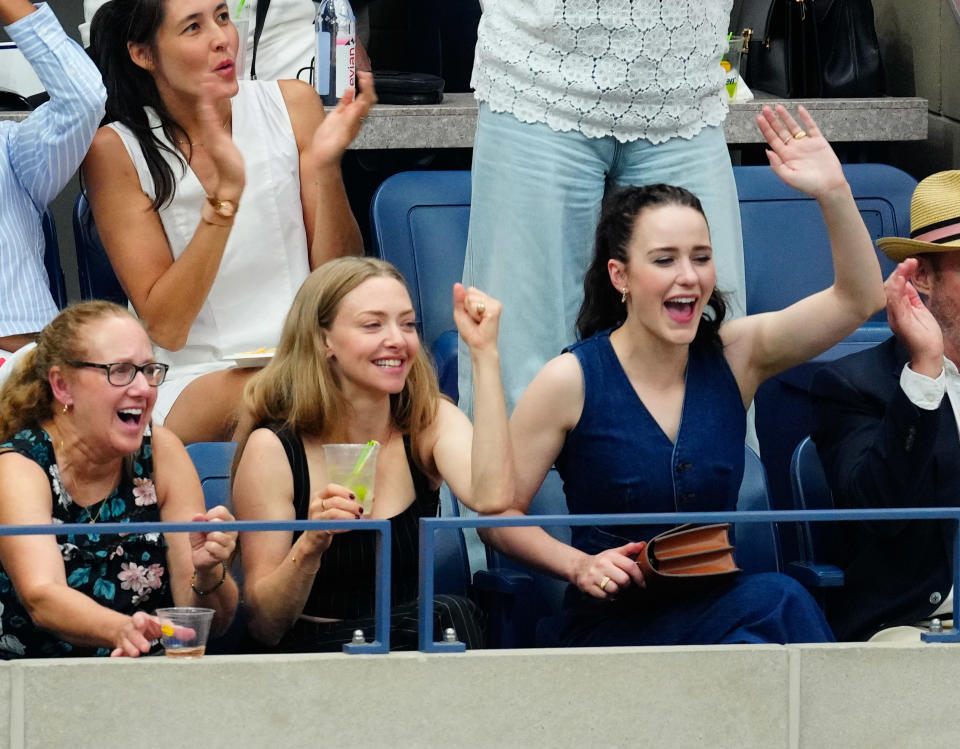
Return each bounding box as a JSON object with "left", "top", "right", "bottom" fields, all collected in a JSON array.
[{"left": 81, "top": 0, "right": 373, "bottom": 443}]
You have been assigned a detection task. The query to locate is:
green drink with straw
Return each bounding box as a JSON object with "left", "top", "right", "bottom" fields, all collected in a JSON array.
[{"left": 323, "top": 440, "right": 380, "bottom": 514}]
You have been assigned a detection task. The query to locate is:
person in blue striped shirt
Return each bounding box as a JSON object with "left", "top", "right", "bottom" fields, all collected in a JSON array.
[{"left": 0, "top": 0, "right": 106, "bottom": 357}]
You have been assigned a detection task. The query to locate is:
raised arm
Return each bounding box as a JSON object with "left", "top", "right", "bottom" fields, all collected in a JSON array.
[
  {"left": 812, "top": 261, "right": 955, "bottom": 536},
  {"left": 422, "top": 285, "right": 513, "bottom": 514},
  {"left": 722, "top": 105, "right": 886, "bottom": 402},
  {"left": 478, "top": 354, "right": 646, "bottom": 599},
  {"left": 280, "top": 72, "right": 373, "bottom": 268},
  {"left": 4, "top": 1, "right": 106, "bottom": 207},
  {"left": 81, "top": 78, "right": 245, "bottom": 350}
]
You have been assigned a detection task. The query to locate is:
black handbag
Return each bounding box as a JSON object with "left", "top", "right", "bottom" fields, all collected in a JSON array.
[
  {"left": 733, "top": 0, "right": 821, "bottom": 98},
  {"left": 815, "top": 0, "right": 885, "bottom": 97},
  {"left": 732, "top": 0, "right": 885, "bottom": 98},
  {"left": 372, "top": 71, "right": 444, "bottom": 105}
]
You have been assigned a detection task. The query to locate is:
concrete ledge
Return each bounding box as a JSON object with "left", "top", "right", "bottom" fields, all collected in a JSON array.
[
  {"left": 351, "top": 93, "right": 928, "bottom": 150},
  {"left": 2, "top": 643, "right": 959, "bottom": 748}
]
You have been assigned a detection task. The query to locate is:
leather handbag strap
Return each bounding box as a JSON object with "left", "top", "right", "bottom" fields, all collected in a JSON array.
[{"left": 250, "top": 0, "right": 272, "bottom": 80}]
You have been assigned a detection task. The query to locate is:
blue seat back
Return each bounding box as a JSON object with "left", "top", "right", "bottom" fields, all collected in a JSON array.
[
  {"left": 789, "top": 436, "right": 845, "bottom": 565},
  {"left": 735, "top": 163, "right": 912, "bottom": 321},
  {"left": 41, "top": 210, "right": 67, "bottom": 309},
  {"left": 369, "top": 171, "right": 471, "bottom": 400},
  {"left": 73, "top": 193, "right": 128, "bottom": 306},
  {"left": 185, "top": 441, "right": 237, "bottom": 510},
  {"left": 735, "top": 445, "right": 781, "bottom": 574},
  {"left": 433, "top": 486, "right": 472, "bottom": 598},
  {"left": 738, "top": 163, "right": 914, "bottom": 555}
]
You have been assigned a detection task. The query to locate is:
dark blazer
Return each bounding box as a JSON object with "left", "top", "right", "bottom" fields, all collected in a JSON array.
[{"left": 811, "top": 336, "right": 957, "bottom": 640}]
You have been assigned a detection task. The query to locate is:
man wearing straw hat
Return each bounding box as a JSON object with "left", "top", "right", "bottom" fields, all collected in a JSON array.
[{"left": 810, "top": 170, "right": 960, "bottom": 641}]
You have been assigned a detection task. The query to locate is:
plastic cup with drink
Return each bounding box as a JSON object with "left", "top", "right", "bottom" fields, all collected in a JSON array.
[
  {"left": 323, "top": 440, "right": 380, "bottom": 515},
  {"left": 156, "top": 607, "right": 214, "bottom": 658}
]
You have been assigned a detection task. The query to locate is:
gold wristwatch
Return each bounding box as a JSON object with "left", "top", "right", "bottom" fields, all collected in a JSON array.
[{"left": 202, "top": 196, "right": 237, "bottom": 226}]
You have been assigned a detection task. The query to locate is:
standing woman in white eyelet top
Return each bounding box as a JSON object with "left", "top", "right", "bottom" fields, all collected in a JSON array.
[{"left": 459, "top": 0, "right": 746, "bottom": 418}]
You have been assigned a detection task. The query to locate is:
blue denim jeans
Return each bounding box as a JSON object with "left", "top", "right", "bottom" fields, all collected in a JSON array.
[{"left": 459, "top": 104, "right": 745, "bottom": 416}]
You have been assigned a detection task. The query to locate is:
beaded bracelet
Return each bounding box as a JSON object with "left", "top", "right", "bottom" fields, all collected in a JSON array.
[{"left": 191, "top": 561, "right": 227, "bottom": 596}]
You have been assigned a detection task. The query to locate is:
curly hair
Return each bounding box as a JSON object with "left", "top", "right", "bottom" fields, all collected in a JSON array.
[{"left": 0, "top": 301, "right": 134, "bottom": 441}]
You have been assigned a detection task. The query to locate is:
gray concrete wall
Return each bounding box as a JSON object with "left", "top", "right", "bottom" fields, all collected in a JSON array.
[
  {"left": 1, "top": 643, "right": 959, "bottom": 748},
  {"left": 874, "top": 0, "right": 960, "bottom": 177}
]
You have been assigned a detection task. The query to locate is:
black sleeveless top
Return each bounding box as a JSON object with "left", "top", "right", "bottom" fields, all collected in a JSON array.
[{"left": 267, "top": 425, "right": 440, "bottom": 619}]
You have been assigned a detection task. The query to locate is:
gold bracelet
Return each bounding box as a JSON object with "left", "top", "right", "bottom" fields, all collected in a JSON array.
[{"left": 190, "top": 561, "right": 227, "bottom": 596}]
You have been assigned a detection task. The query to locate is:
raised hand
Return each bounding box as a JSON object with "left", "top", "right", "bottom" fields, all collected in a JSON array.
[
  {"left": 188, "top": 505, "right": 237, "bottom": 573},
  {"left": 196, "top": 74, "right": 245, "bottom": 200},
  {"left": 756, "top": 105, "right": 846, "bottom": 200},
  {"left": 308, "top": 70, "right": 377, "bottom": 171},
  {"left": 453, "top": 283, "right": 501, "bottom": 352},
  {"left": 572, "top": 541, "right": 647, "bottom": 599},
  {"left": 886, "top": 259, "right": 944, "bottom": 377}
]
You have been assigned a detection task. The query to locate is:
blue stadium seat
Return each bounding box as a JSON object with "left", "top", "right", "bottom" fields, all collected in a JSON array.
[
  {"left": 183, "top": 441, "right": 244, "bottom": 653},
  {"left": 736, "top": 163, "right": 914, "bottom": 550},
  {"left": 72, "top": 193, "right": 128, "bottom": 306},
  {"left": 787, "top": 437, "right": 845, "bottom": 589},
  {"left": 735, "top": 445, "right": 782, "bottom": 575},
  {"left": 369, "top": 170, "right": 470, "bottom": 401},
  {"left": 41, "top": 210, "right": 67, "bottom": 309},
  {"left": 185, "top": 441, "right": 237, "bottom": 510}
]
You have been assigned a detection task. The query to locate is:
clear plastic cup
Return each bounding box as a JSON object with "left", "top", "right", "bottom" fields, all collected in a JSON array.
[
  {"left": 323, "top": 442, "right": 380, "bottom": 515},
  {"left": 722, "top": 36, "right": 744, "bottom": 100},
  {"left": 156, "top": 607, "right": 214, "bottom": 657},
  {"left": 233, "top": 17, "right": 250, "bottom": 80}
]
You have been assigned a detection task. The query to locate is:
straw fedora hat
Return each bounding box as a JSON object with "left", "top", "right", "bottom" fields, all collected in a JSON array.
[{"left": 877, "top": 170, "right": 960, "bottom": 262}]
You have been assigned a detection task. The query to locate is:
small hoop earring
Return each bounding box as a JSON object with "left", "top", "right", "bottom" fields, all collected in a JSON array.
[
  {"left": 621, "top": 288, "right": 628, "bottom": 304},
  {"left": 61, "top": 402, "right": 69, "bottom": 415}
]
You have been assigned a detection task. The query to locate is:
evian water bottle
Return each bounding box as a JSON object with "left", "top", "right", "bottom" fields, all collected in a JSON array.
[{"left": 314, "top": 0, "right": 356, "bottom": 106}]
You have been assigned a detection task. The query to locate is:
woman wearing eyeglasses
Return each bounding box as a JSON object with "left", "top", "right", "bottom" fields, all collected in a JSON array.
[{"left": 0, "top": 302, "right": 238, "bottom": 659}]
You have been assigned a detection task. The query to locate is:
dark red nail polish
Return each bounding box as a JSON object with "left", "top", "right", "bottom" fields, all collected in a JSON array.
[{"left": 349, "top": 492, "right": 356, "bottom": 499}]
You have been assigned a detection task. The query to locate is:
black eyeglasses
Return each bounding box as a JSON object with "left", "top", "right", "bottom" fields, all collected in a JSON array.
[{"left": 67, "top": 361, "right": 169, "bottom": 387}]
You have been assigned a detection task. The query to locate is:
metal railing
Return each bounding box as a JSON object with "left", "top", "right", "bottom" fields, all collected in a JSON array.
[
  {"left": 0, "top": 519, "right": 393, "bottom": 654},
  {"left": 7, "top": 509, "right": 958, "bottom": 655},
  {"left": 417, "top": 508, "right": 960, "bottom": 652}
]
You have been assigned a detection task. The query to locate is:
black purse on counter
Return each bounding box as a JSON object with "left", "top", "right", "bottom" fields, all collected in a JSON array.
[
  {"left": 372, "top": 71, "right": 444, "bottom": 105},
  {"left": 733, "top": 0, "right": 821, "bottom": 98},
  {"left": 815, "top": 0, "right": 885, "bottom": 97},
  {"left": 732, "top": 0, "right": 885, "bottom": 98}
]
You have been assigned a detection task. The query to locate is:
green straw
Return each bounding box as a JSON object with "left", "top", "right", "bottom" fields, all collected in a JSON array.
[
  {"left": 235, "top": 0, "right": 247, "bottom": 19},
  {"left": 352, "top": 440, "right": 379, "bottom": 474}
]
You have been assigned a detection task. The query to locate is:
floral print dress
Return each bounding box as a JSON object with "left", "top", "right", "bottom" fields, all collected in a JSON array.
[{"left": 0, "top": 426, "right": 174, "bottom": 658}]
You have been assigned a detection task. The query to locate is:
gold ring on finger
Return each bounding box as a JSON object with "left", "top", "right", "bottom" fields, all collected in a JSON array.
[
  {"left": 793, "top": 130, "right": 808, "bottom": 140},
  {"left": 476, "top": 301, "right": 486, "bottom": 315},
  {"left": 599, "top": 575, "right": 611, "bottom": 591}
]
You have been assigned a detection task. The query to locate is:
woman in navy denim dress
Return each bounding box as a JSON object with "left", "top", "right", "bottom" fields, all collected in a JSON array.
[{"left": 480, "top": 106, "right": 886, "bottom": 646}]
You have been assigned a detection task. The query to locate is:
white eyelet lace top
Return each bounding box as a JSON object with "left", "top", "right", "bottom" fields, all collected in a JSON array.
[{"left": 472, "top": 0, "right": 733, "bottom": 144}]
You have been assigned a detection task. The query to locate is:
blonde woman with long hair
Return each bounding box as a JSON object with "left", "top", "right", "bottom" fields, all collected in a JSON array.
[{"left": 232, "top": 257, "right": 512, "bottom": 651}]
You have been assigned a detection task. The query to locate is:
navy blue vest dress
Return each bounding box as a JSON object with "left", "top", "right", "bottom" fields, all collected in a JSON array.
[{"left": 543, "top": 330, "right": 833, "bottom": 647}]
